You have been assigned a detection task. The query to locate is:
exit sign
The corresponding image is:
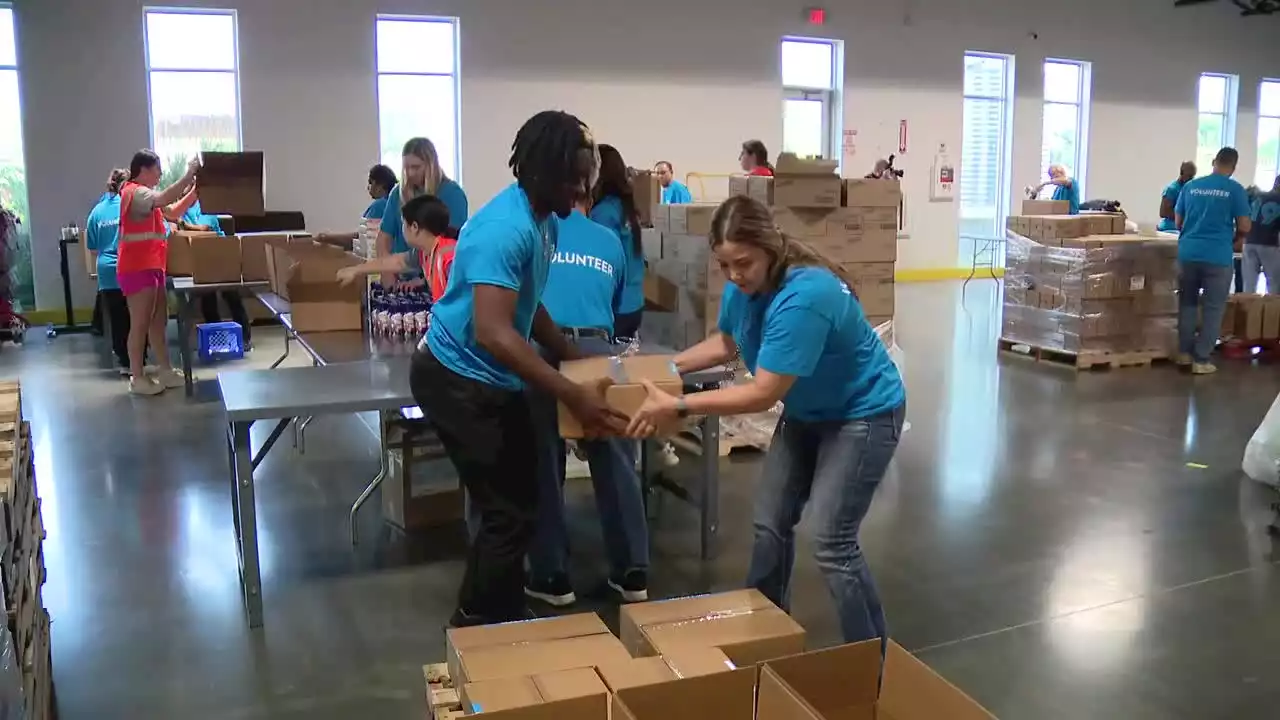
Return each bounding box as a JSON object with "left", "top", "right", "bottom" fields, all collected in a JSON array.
[{"left": 806, "top": 7, "right": 826, "bottom": 25}]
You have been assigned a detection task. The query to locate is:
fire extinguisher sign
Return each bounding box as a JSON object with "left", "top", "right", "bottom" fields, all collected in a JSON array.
[{"left": 898, "top": 120, "right": 908, "bottom": 154}]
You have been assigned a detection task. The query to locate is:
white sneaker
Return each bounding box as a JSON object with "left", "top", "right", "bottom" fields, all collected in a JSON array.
[
  {"left": 1174, "top": 353, "right": 1193, "bottom": 367},
  {"left": 1191, "top": 362, "right": 1218, "bottom": 375},
  {"left": 148, "top": 367, "right": 187, "bottom": 389},
  {"left": 129, "top": 376, "right": 164, "bottom": 396}
]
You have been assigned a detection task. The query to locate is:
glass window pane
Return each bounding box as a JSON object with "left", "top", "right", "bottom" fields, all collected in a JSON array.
[
  {"left": 0, "top": 69, "right": 23, "bottom": 168},
  {"left": 961, "top": 98, "right": 1002, "bottom": 217},
  {"left": 146, "top": 12, "right": 236, "bottom": 71},
  {"left": 1255, "top": 117, "right": 1280, "bottom": 188},
  {"left": 1261, "top": 81, "right": 1280, "bottom": 118},
  {"left": 149, "top": 71, "right": 239, "bottom": 165},
  {"left": 1041, "top": 103, "right": 1078, "bottom": 179},
  {"left": 1044, "top": 61, "right": 1081, "bottom": 103},
  {"left": 782, "top": 98, "right": 824, "bottom": 159},
  {"left": 378, "top": 74, "right": 458, "bottom": 179},
  {"left": 376, "top": 19, "right": 455, "bottom": 75},
  {"left": 963, "top": 54, "right": 1005, "bottom": 98},
  {"left": 1198, "top": 75, "right": 1228, "bottom": 113},
  {"left": 1196, "top": 112, "right": 1224, "bottom": 172},
  {"left": 781, "top": 40, "right": 833, "bottom": 89},
  {"left": 0, "top": 8, "right": 15, "bottom": 67}
]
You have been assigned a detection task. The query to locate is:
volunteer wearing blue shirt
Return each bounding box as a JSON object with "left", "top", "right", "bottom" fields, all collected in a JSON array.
[
  {"left": 1158, "top": 161, "right": 1196, "bottom": 233},
  {"left": 655, "top": 161, "right": 693, "bottom": 204},
  {"left": 524, "top": 192, "right": 651, "bottom": 608},
  {"left": 628, "top": 196, "right": 906, "bottom": 648},
  {"left": 85, "top": 169, "right": 131, "bottom": 373},
  {"left": 1175, "top": 147, "right": 1252, "bottom": 374},
  {"left": 1033, "top": 164, "right": 1080, "bottom": 214},
  {"left": 363, "top": 164, "right": 397, "bottom": 220},
  {"left": 590, "top": 145, "right": 646, "bottom": 338},
  {"left": 1244, "top": 175, "right": 1280, "bottom": 295},
  {"left": 179, "top": 198, "right": 252, "bottom": 346},
  {"left": 378, "top": 137, "right": 468, "bottom": 285},
  {"left": 411, "top": 111, "right": 626, "bottom": 627}
]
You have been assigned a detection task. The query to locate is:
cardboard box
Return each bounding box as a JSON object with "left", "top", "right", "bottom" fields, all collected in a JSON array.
[
  {"left": 1022, "top": 199, "right": 1069, "bottom": 215},
  {"left": 557, "top": 355, "right": 684, "bottom": 439},
  {"left": 667, "top": 204, "right": 718, "bottom": 236},
  {"left": 774, "top": 175, "right": 842, "bottom": 208},
  {"left": 651, "top": 204, "right": 671, "bottom": 234},
  {"left": 773, "top": 209, "right": 897, "bottom": 264},
  {"left": 198, "top": 151, "right": 265, "bottom": 216},
  {"left": 644, "top": 272, "right": 679, "bottom": 312},
  {"left": 844, "top": 178, "right": 903, "bottom": 208},
  {"left": 841, "top": 262, "right": 895, "bottom": 317},
  {"left": 728, "top": 175, "right": 775, "bottom": 206},
  {"left": 758, "top": 641, "right": 996, "bottom": 720},
  {"left": 237, "top": 232, "right": 306, "bottom": 282},
  {"left": 459, "top": 634, "right": 630, "bottom": 687},
  {"left": 660, "top": 646, "right": 736, "bottom": 678},
  {"left": 267, "top": 244, "right": 363, "bottom": 332},
  {"left": 461, "top": 667, "right": 609, "bottom": 720},
  {"left": 165, "top": 230, "right": 215, "bottom": 277},
  {"left": 188, "top": 233, "right": 243, "bottom": 284},
  {"left": 619, "top": 590, "right": 805, "bottom": 667},
  {"left": 633, "top": 171, "right": 661, "bottom": 227},
  {"left": 447, "top": 613, "right": 611, "bottom": 686},
  {"left": 613, "top": 667, "right": 757, "bottom": 720},
  {"left": 598, "top": 648, "right": 736, "bottom": 693}
]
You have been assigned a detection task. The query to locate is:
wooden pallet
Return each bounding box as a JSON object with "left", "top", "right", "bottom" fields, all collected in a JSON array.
[
  {"left": 423, "top": 662, "right": 463, "bottom": 720},
  {"left": 999, "top": 339, "right": 1170, "bottom": 371}
]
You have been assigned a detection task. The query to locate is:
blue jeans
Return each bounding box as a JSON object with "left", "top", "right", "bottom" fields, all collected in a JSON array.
[
  {"left": 747, "top": 404, "right": 904, "bottom": 646},
  {"left": 1243, "top": 244, "right": 1280, "bottom": 295},
  {"left": 526, "top": 338, "right": 650, "bottom": 578},
  {"left": 1177, "top": 260, "right": 1234, "bottom": 363}
]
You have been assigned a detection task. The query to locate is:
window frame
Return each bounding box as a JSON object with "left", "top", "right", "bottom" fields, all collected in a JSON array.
[
  {"left": 142, "top": 6, "right": 243, "bottom": 153},
  {"left": 959, "top": 50, "right": 1015, "bottom": 243},
  {"left": 374, "top": 14, "right": 463, "bottom": 182},
  {"left": 1255, "top": 78, "right": 1280, "bottom": 188},
  {"left": 780, "top": 36, "right": 842, "bottom": 164},
  {"left": 1041, "top": 58, "right": 1092, "bottom": 198},
  {"left": 1196, "top": 72, "right": 1238, "bottom": 175}
]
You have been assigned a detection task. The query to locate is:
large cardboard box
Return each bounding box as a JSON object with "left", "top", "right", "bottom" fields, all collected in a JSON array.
[
  {"left": 188, "top": 233, "right": 243, "bottom": 284},
  {"left": 165, "top": 230, "right": 214, "bottom": 277},
  {"left": 757, "top": 641, "right": 996, "bottom": 720},
  {"left": 773, "top": 209, "right": 897, "bottom": 264},
  {"left": 1022, "top": 199, "right": 1069, "bottom": 215},
  {"left": 619, "top": 590, "right": 805, "bottom": 667},
  {"left": 237, "top": 232, "right": 309, "bottom": 282},
  {"left": 667, "top": 204, "right": 718, "bottom": 236},
  {"left": 613, "top": 667, "right": 756, "bottom": 720},
  {"left": 458, "top": 634, "right": 630, "bottom": 687},
  {"left": 267, "top": 244, "right": 363, "bottom": 332},
  {"left": 633, "top": 171, "right": 660, "bottom": 226},
  {"left": 772, "top": 154, "right": 841, "bottom": 208},
  {"left": 557, "top": 355, "right": 684, "bottom": 439},
  {"left": 460, "top": 667, "right": 609, "bottom": 720},
  {"left": 446, "top": 613, "right": 615, "bottom": 687},
  {"left": 728, "top": 175, "right": 775, "bottom": 206},
  {"left": 198, "top": 151, "right": 265, "bottom": 216},
  {"left": 842, "top": 262, "right": 895, "bottom": 318},
  {"left": 644, "top": 272, "right": 679, "bottom": 312},
  {"left": 597, "top": 648, "right": 736, "bottom": 692},
  {"left": 845, "top": 178, "right": 903, "bottom": 208}
]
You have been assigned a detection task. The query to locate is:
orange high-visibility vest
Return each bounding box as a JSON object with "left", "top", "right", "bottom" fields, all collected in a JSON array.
[
  {"left": 424, "top": 236, "right": 457, "bottom": 303},
  {"left": 116, "top": 181, "right": 169, "bottom": 274}
]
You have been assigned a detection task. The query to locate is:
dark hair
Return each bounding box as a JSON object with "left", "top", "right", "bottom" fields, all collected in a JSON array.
[
  {"left": 401, "top": 194, "right": 458, "bottom": 239},
  {"left": 655, "top": 160, "right": 673, "bottom": 172},
  {"left": 709, "top": 195, "right": 857, "bottom": 292},
  {"left": 368, "top": 164, "right": 398, "bottom": 191},
  {"left": 594, "top": 144, "right": 643, "bottom": 255},
  {"left": 128, "top": 150, "right": 161, "bottom": 180},
  {"left": 509, "top": 110, "right": 595, "bottom": 207},
  {"left": 106, "top": 168, "right": 129, "bottom": 195},
  {"left": 1214, "top": 147, "right": 1240, "bottom": 167},
  {"left": 741, "top": 140, "right": 771, "bottom": 170}
]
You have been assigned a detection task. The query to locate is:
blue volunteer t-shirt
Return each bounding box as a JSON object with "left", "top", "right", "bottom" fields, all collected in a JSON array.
[
  {"left": 425, "top": 183, "right": 556, "bottom": 390},
  {"left": 85, "top": 193, "right": 121, "bottom": 291},
  {"left": 1157, "top": 180, "right": 1185, "bottom": 233},
  {"left": 182, "top": 199, "right": 224, "bottom": 235},
  {"left": 541, "top": 211, "right": 626, "bottom": 334},
  {"left": 1175, "top": 173, "right": 1251, "bottom": 266},
  {"left": 381, "top": 179, "right": 470, "bottom": 254},
  {"left": 1051, "top": 181, "right": 1080, "bottom": 215},
  {"left": 364, "top": 196, "right": 389, "bottom": 220},
  {"left": 717, "top": 266, "right": 905, "bottom": 422},
  {"left": 662, "top": 181, "right": 693, "bottom": 205},
  {"left": 590, "top": 195, "right": 644, "bottom": 314}
]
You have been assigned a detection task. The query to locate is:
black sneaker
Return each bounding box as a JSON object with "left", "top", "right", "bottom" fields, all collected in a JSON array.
[
  {"left": 525, "top": 574, "right": 576, "bottom": 607},
  {"left": 607, "top": 569, "right": 648, "bottom": 603},
  {"left": 447, "top": 607, "right": 489, "bottom": 628}
]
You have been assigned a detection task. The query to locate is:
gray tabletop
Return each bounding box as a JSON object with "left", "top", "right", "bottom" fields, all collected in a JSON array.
[
  {"left": 172, "top": 277, "right": 271, "bottom": 294},
  {"left": 219, "top": 361, "right": 414, "bottom": 422}
]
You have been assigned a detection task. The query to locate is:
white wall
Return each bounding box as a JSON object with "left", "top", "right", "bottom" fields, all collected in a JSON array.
[{"left": 10, "top": 0, "right": 1278, "bottom": 309}]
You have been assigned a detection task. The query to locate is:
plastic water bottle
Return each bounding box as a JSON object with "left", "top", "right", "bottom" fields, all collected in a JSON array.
[{"left": 45, "top": 323, "right": 55, "bottom": 340}]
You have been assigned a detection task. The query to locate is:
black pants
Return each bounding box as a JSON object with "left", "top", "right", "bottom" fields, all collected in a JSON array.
[
  {"left": 100, "top": 289, "right": 130, "bottom": 368},
  {"left": 200, "top": 291, "right": 252, "bottom": 343},
  {"left": 410, "top": 348, "right": 538, "bottom": 620},
  {"left": 614, "top": 308, "right": 644, "bottom": 340}
]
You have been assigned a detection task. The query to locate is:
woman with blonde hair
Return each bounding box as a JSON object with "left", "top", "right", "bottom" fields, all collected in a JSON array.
[
  {"left": 377, "top": 137, "right": 468, "bottom": 285},
  {"left": 627, "top": 195, "right": 905, "bottom": 649}
]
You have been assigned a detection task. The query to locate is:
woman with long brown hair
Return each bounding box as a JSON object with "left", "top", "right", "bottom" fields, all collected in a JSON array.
[
  {"left": 590, "top": 144, "right": 645, "bottom": 338},
  {"left": 376, "top": 137, "right": 468, "bottom": 285},
  {"left": 627, "top": 195, "right": 905, "bottom": 648}
]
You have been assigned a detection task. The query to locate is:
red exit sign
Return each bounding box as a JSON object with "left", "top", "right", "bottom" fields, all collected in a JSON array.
[{"left": 806, "top": 7, "right": 826, "bottom": 25}]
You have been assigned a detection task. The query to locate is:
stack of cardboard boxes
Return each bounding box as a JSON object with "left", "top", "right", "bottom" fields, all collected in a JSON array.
[
  {"left": 641, "top": 155, "right": 901, "bottom": 351},
  {"left": 429, "top": 589, "right": 996, "bottom": 720},
  {"left": 1223, "top": 294, "right": 1280, "bottom": 343},
  {"left": 1003, "top": 207, "right": 1178, "bottom": 356}
]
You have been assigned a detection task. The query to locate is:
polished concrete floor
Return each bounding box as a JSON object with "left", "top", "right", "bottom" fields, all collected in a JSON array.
[{"left": 7, "top": 280, "right": 1280, "bottom": 719}]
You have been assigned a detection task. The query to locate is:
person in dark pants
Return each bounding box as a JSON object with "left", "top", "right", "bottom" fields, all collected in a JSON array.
[
  {"left": 85, "top": 169, "right": 131, "bottom": 373},
  {"left": 179, "top": 200, "right": 252, "bottom": 347},
  {"left": 590, "top": 145, "right": 645, "bottom": 339},
  {"left": 411, "top": 110, "right": 627, "bottom": 627},
  {"left": 627, "top": 196, "right": 906, "bottom": 650},
  {"left": 1244, "top": 175, "right": 1280, "bottom": 294}
]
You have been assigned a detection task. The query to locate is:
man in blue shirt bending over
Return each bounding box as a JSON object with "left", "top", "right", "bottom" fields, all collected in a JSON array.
[{"left": 1175, "top": 147, "right": 1252, "bottom": 374}]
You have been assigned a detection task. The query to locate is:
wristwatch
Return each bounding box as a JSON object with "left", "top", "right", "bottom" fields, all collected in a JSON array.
[{"left": 675, "top": 397, "right": 690, "bottom": 419}]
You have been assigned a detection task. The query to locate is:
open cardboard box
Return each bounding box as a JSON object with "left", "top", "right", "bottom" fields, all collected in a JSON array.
[
  {"left": 460, "top": 667, "right": 609, "bottom": 720},
  {"left": 619, "top": 589, "right": 805, "bottom": 667},
  {"left": 613, "top": 666, "right": 757, "bottom": 720},
  {"left": 557, "top": 355, "right": 683, "bottom": 439},
  {"left": 757, "top": 640, "right": 996, "bottom": 720},
  {"left": 198, "top": 151, "right": 265, "bottom": 216},
  {"left": 773, "top": 153, "right": 841, "bottom": 209},
  {"left": 266, "top": 243, "right": 364, "bottom": 332},
  {"left": 446, "top": 613, "right": 627, "bottom": 687},
  {"left": 238, "top": 231, "right": 310, "bottom": 282}
]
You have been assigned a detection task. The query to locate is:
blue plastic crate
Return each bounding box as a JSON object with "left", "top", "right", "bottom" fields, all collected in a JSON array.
[{"left": 197, "top": 321, "right": 245, "bottom": 362}]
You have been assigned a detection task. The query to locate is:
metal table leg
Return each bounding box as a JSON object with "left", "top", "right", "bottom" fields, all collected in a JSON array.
[
  {"left": 699, "top": 414, "right": 720, "bottom": 561},
  {"left": 177, "top": 291, "right": 195, "bottom": 397},
  {"left": 349, "top": 414, "right": 390, "bottom": 545},
  {"left": 231, "top": 420, "right": 264, "bottom": 628},
  {"left": 269, "top": 329, "right": 291, "bottom": 369},
  {"left": 226, "top": 423, "right": 242, "bottom": 544}
]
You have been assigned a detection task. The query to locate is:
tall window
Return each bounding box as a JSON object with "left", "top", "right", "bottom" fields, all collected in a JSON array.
[
  {"left": 1197, "top": 73, "right": 1238, "bottom": 175},
  {"left": 960, "top": 52, "right": 1014, "bottom": 246},
  {"left": 1255, "top": 80, "right": 1280, "bottom": 188},
  {"left": 1041, "top": 59, "right": 1091, "bottom": 195},
  {"left": 375, "top": 16, "right": 461, "bottom": 180},
  {"left": 144, "top": 8, "right": 241, "bottom": 187},
  {"left": 0, "top": 4, "right": 31, "bottom": 309},
  {"left": 780, "top": 37, "right": 842, "bottom": 162}
]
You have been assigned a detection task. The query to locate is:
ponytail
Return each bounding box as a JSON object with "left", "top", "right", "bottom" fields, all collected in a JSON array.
[{"left": 106, "top": 168, "right": 129, "bottom": 196}]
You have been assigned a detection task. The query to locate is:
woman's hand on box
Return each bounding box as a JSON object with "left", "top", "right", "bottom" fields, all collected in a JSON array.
[
  {"left": 627, "top": 380, "right": 680, "bottom": 438},
  {"left": 335, "top": 266, "right": 360, "bottom": 286}
]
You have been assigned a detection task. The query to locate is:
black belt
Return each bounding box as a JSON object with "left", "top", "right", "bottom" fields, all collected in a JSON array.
[{"left": 560, "top": 326, "right": 610, "bottom": 341}]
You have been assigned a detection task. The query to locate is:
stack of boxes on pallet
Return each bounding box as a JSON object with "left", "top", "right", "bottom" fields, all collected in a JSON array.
[
  {"left": 422, "top": 589, "right": 996, "bottom": 720},
  {"left": 1223, "top": 294, "right": 1280, "bottom": 344},
  {"left": 1003, "top": 204, "right": 1179, "bottom": 357},
  {"left": 0, "top": 383, "right": 54, "bottom": 719},
  {"left": 641, "top": 155, "right": 902, "bottom": 351}
]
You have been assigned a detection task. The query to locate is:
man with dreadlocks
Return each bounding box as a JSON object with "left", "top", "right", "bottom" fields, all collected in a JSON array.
[{"left": 410, "top": 110, "right": 629, "bottom": 626}]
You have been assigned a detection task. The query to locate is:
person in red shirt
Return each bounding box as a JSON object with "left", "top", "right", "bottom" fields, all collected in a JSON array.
[
  {"left": 337, "top": 194, "right": 458, "bottom": 302},
  {"left": 740, "top": 139, "right": 774, "bottom": 177}
]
